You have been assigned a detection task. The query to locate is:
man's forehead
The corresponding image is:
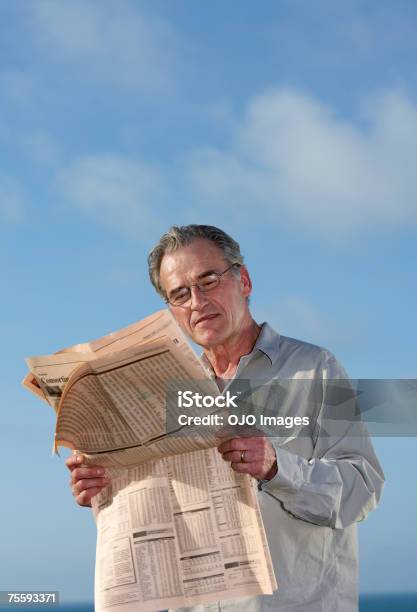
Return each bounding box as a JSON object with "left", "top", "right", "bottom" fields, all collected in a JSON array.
[
  {"left": 160, "top": 239, "right": 226, "bottom": 282},
  {"left": 163, "top": 240, "right": 225, "bottom": 268}
]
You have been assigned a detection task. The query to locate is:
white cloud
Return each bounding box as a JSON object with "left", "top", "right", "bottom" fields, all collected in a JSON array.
[
  {"left": 185, "top": 88, "right": 417, "bottom": 237},
  {"left": 58, "top": 154, "right": 167, "bottom": 238},
  {"left": 30, "top": 0, "right": 180, "bottom": 93},
  {"left": 54, "top": 88, "right": 417, "bottom": 241},
  {"left": 0, "top": 173, "right": 25, "bottom": 223},
  {"left": 257, "top": 295, "right": 359, "bottom": 352}
]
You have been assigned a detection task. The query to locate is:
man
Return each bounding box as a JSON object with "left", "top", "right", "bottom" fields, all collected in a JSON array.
[{"left": 67, "top": 224, "right": 384, "bottom": 611}]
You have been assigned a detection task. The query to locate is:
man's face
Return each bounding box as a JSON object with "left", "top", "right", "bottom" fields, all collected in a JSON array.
[{"left": 159, "top": 238, "right": 252, "bottom": 348}]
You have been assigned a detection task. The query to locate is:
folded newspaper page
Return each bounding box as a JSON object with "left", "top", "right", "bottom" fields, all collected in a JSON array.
[
  {"left": 24, "top": 309, "right": 278, "bottom": 610},
  {"left": 24, "top": 309, "right": 203, "bottom": 414}
]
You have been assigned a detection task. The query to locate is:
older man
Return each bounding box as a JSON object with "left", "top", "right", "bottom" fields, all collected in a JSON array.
[{"left": 67, "top": 224, "right": 384, "bottom": 611}]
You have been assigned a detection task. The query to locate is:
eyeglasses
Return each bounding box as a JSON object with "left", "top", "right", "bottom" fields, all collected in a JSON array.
[{"left": 165, "top": 263, "right": 241, "bottom": 307}]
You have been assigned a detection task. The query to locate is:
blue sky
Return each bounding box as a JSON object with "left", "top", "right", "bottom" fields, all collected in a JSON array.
[{"left": 1, "top": 0, "right": 417, "bottom": 603}]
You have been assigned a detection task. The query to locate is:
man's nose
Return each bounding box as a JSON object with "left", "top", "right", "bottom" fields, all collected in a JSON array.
[{"left": 189, "top": 285, "right": 208, "bottom": 308}]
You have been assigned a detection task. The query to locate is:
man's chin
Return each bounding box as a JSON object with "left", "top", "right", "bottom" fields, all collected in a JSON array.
[{"left": 191, "top": 328, "right": 222, "bottom": 348}]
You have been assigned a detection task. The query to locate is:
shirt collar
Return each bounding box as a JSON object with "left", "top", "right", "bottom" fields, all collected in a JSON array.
[
  {"left": 200, "top": 321, "right": 280, "bottom": 372},
  {"left": 251, "top": 321, "right": 280, "bottom": 365}
]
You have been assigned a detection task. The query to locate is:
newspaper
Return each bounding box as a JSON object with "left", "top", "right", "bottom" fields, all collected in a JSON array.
[
  {"left": 92, "top": 449, "right": 276, "bottom": 612},
  {"left": 23, "top": 309, "right": 277, "bottom": 610},
  {"left": 24, "top": 309, "right": 204, "bottom": 414}
]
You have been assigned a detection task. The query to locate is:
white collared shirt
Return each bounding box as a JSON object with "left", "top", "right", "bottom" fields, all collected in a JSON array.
[{"left": 171, "top": 323, "right": 384, "bottom": 612}]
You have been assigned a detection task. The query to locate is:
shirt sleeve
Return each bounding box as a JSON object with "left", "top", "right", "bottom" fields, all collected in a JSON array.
[{"left": 259, "top": 354, "right": 385, "bottom": 529}]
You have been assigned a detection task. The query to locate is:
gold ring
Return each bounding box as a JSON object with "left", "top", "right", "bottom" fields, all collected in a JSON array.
[{"left": 240, "top": 450, "right": 246, "bottom": 463}]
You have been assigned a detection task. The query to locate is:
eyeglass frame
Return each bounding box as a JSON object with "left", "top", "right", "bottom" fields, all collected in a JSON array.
[{"left": 164, "top": 262, "right": 241, "bottom": 307}]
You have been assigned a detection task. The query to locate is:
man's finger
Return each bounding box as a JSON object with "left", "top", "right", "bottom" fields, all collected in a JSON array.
[
  {"left": 76, "top": 487, "right": 104, "bottom": 508},
  {"left": 70, "top": 466, "right": 106, "bottom": 485},
  {"left": 72, "top": 477, "right": 110, "bottom": 496},
  {"left": 218, "top": 438, "right": 247, "bottom": 454},
  {"left": 230, "top": 461, "right": 264, "bottom": 476},
  {"left": 222, "top": 450, "right": 254, "bottom": 464},
  {"left": 65, "top": 454, "right": 86, "bottom": 471}
]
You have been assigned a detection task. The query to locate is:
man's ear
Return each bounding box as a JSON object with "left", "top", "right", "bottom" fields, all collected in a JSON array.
[{"left": 239, "top": 266, "right": 252, "bottom": 298}]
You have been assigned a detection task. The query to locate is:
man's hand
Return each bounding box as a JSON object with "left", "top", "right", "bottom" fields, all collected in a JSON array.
[
  {"left": 218, "top": 436, "right": 278, "bottom": 481},
  {"left": 66, "top": 453, "right": 111, "bottom": 507}
]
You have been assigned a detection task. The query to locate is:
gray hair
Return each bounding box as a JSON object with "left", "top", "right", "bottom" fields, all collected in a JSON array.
[{"left": 148, "top": 224, "right": 244, "bottom": 297}]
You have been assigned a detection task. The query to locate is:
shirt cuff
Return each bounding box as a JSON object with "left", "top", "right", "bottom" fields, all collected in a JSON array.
[{"left": 258, "top": 444, "right": 304, "bottom": 494}]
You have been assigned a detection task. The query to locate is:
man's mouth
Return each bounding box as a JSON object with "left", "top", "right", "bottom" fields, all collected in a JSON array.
[{"left": 193, "top": 314, "right": 219, "bottom": 327}]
